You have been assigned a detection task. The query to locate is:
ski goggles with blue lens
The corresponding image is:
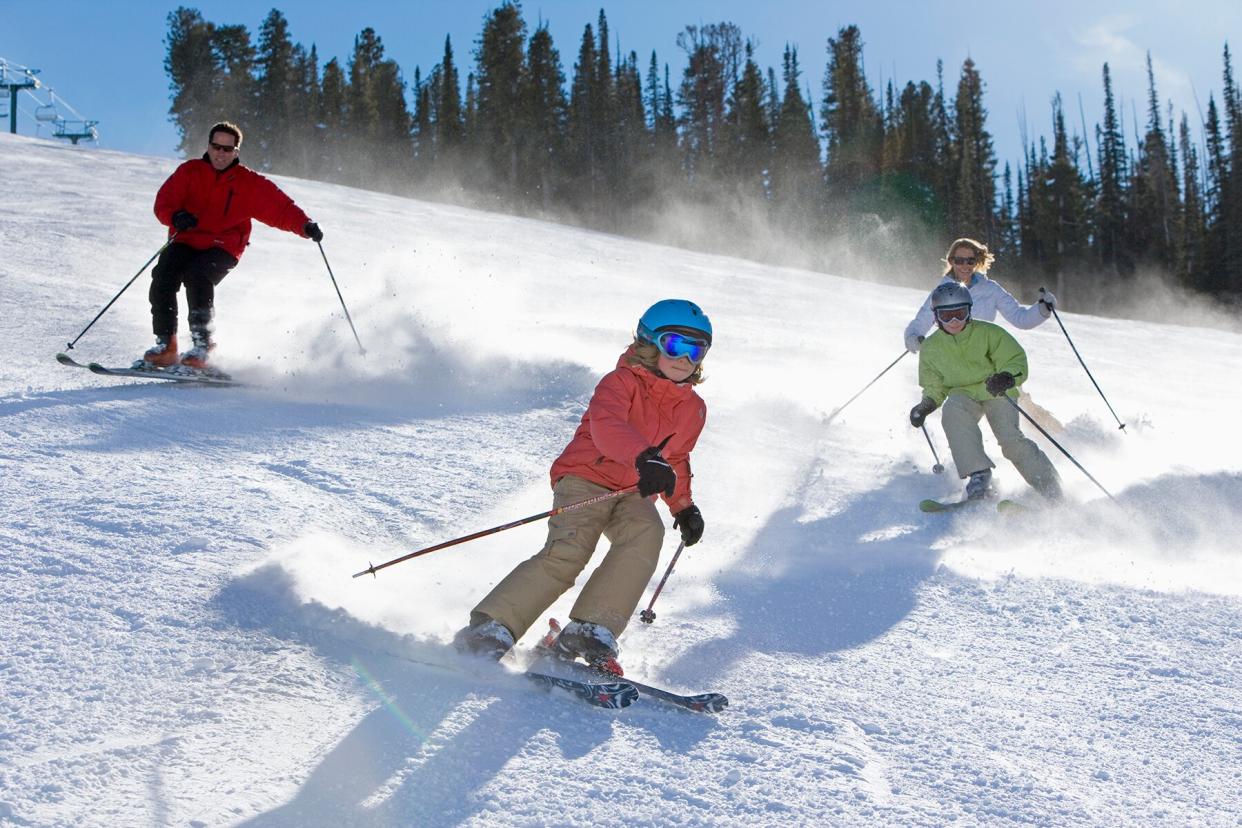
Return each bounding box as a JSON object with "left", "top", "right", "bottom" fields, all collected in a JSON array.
[{"left": 653, "top": 330, "right": 711, "bottom": 363}]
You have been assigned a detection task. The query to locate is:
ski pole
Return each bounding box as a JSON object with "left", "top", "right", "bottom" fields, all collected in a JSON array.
[
  {"left": 317, "top": 241, "right": 366, "bottom": 356},
  {"left": 826, "top": 348, "right": 912, "bottom": 424},
  {"left": 920, "top": 424, "right": 945, "bottom": 474},
  {"left": 353, "top": 485, "right": 639, "bottom": 578},
  {"left": 65, "top": 233, "right": 179, "bottom": 350},
  {"left": 1005, "top": 395, "right": 1115, "bottom": 500},
  {"left": 639, "top": 541, "right": 686, "bottom": 624},
  {"left": 1041, "top": 287, "right": 1125, "bottom": 431}
]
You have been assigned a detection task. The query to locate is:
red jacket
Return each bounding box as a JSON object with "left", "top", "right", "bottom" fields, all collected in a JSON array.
[
  {"left": 153, "top": 156, "right": 311, "bottom": 260},
  {"left": 550, "top": 351, "right": 707, "bottom": 514}
]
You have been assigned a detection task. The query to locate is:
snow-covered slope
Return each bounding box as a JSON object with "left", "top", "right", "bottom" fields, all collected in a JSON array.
[{"left": 1, "top": 133, "right": 1240, "bottom": 827}]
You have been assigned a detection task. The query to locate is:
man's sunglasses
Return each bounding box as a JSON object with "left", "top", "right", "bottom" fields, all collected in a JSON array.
[
  {"left": 653, "top": 330, "right": 710, "bottom": 364},
  {"left": 209, "top": 141, "right": 238, "bottom": 152},
  {"left": 949, "top": 256, "right": 977, "bottom": 266},
  {"left": 935, "top": 306, "right": 971, "bottom": 323}
]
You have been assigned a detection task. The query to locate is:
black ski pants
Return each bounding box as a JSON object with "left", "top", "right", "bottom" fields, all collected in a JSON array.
[{"left": 148, "top": 243, "right": 238, "bottom": 338}]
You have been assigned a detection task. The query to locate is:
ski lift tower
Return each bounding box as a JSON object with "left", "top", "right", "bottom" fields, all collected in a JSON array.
[{"left": 0, "top": 59, "right": 40, "bottom": 134}]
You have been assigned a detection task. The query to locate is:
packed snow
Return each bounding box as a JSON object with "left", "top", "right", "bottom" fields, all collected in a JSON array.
[{"left": 1, "top": 133, "right": 1240, "bottom": 827}]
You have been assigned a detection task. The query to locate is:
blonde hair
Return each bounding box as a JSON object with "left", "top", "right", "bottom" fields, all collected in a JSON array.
[
  {"left": 942, "top": 237, "right": 995, "bottom": 276},
  {"left": 624, "top": 338, "right": 706, "bottom": 385}
]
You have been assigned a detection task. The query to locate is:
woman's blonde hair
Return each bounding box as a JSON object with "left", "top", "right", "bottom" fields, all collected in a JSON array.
[
  {"left": 625, "top": 338, "right": 707, "bottom": 385},
  {"left": 942, "top": 237, "right": 995, "bottom": 275}
]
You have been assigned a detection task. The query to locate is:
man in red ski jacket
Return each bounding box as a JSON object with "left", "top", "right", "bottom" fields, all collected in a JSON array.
[{"left": 141, "top": 120, "right": 322, "bottom": 369}]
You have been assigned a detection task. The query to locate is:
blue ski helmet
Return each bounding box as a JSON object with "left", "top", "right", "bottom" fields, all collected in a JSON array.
[{"left": 637, "top": 299, "right": 713, "bottom": 345}]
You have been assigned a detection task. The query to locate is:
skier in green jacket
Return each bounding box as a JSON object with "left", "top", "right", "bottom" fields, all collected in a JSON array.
[{"left": 908, "top": 282, "right": 1063, "bottom": 502}]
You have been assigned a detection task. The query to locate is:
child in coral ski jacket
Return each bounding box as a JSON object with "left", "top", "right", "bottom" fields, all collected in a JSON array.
[{"left": 453, "top": 300, "right": 712, "bottom": 670}]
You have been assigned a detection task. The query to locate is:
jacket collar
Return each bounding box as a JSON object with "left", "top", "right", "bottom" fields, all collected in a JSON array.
[
  {"left": 198, "top": 153, "right": 241, "bottom": 173},
  {"left": 615, "top": 349, "right": 698, "bottom": 397}
]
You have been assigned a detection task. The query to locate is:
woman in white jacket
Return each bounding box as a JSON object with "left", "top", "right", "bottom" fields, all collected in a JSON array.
[{"left": 904, "top": 238, "right": 1054, "bottom": 353}]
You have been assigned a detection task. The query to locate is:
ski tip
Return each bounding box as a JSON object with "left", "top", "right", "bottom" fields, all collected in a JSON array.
[
  {"left": 919, "top": 499, "right": 945, "bottom": 513},
  {"left": 55, "top": 352, "right": 76, "bottom": 365}
]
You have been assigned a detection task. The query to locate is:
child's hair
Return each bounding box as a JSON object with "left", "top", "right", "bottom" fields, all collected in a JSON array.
[
  {"left": 941, "top": 237, "right": 995, "bottom": 275},
  {"left": 625, "top": 338, "right": 706, "bottom": 385}
]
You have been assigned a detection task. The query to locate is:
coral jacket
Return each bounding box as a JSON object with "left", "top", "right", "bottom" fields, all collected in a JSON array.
[
  {"left": 550, "top": 352, "right": 707, "bottom": 514},
  {"left": 153, "top": 155, "right": 310, "bottom": 260}
]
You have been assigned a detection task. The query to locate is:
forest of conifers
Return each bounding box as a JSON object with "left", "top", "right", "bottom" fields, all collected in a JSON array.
[{"left": 164, "top": 5, "right": 1242, "bottom": 310}]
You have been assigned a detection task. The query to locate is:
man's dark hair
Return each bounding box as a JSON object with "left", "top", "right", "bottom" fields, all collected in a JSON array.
[{"left": 208, "top": 121, "right": 243, "bottom": 148}]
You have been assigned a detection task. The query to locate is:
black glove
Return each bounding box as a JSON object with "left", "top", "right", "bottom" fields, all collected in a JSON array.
[
  {"left": 171, "top": 210, "right": 198, "bottom": 231},
  {"left": 673, "top": 505, "right": 704, "bottom": 546},
  {"left": 909, "top": 397, "right": 937, "bottom": 428},
  {"left": 304, "top": 221, "right": 323, "bottom": 242},
  {"left": 635, "top": 446, "right": 676, "bottom": 498},
  {"left": 985, "top": 371, "right": 1016, "bottom": 397}
]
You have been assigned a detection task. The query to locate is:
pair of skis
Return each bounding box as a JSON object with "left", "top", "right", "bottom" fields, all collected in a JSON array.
[
  {"left": 524, "top": 658, "right": 729, "bottom": 713},
  {"left": 521, "top": 618, "right": 728, "bottom": 713},
  {"left": 919, "top": 497, "right": 1025, "bottom": 514},
  {"left": 56, "top": 353, "right": 238, "bottom": 386}
]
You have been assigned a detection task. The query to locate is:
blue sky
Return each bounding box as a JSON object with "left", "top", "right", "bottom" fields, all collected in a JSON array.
[{"left": 2, "top": 1, "right": 1236, "bottom": 168}]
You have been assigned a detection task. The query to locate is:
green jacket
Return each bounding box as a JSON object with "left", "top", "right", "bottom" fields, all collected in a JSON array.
[{"left": 918, "top": 320, "right": 1028, "bottom": 406}]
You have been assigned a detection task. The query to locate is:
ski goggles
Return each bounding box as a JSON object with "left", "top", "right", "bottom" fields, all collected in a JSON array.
[
  {"left": 935, "top": 305, "right": 971, "bottom": 323},
  {"left": 653, "top": 330, "right": 711, "bottom": 363}
]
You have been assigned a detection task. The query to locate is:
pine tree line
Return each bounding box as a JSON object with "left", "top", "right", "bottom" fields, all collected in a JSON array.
[{"left": 163, "top": 5, "right": 1242, "bottom": 308}]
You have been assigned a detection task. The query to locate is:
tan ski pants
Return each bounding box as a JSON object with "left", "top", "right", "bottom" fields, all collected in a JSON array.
[
  {"left": 940, "top": 392, "right": 1063, "bottom": 498},
  {"left": 473, "top": 475, "right": 665, "bottom": 641}
]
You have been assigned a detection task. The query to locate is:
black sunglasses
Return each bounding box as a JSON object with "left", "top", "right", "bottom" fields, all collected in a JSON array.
[
  {"left": 209, "top": 141, "right": 238, "bottom": 152},
  {"left": 949, "top": 256, "right": 977, "bottom": 266}
]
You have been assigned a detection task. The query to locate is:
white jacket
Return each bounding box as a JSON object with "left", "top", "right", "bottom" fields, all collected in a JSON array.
[{"left": 904, "top": 273, "right": 1048, "bottom": 351}]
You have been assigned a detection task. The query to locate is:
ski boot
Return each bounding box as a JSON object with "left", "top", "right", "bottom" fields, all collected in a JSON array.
[
  {"left": 551, "top": 618, "right": 624, "bottom": 676},
  {"left": 136, "top": 334, "right": 178, "bottom": 368},
  {"left": 965, "top": 468, "right": 993, "bottom": 500},
  {"left": 452, "top": 614, "right": 515, "bottom": 660},
  {"left": 179, "top": 330, "right": 216, "bottom": 370}
]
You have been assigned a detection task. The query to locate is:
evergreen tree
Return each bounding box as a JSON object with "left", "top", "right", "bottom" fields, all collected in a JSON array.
[
  {"left": 285, "top": 44, "right": 321, "bottom": 178},
  {"left": 675, "top": 25, "right": 730, "bottom": 186},
  {"left": 211, "top": 24, "right": 257, "bottom": 133},
  {"left": 438, "top": 36, "right": 465, "bottom": 159},
  {"left": 164, "top": 7, "right": 218, "bottom": 155},
  {"left": 821, "top": 25, "right": 882, "bottom": 214},
  {"left": 345, "top": 27, "right": 412, "bottom": 188},
  {"left": 1202, "top": 95, "right": 1228, "bottom": 292},
  {"left": 1128, "top": 53, "right": 1180, "bottom": 269},
  {"left": 722, "top": 41, "right": 770, "bottom": 200},
  {"left": 612, "top": 50, "right": 649, "bottom": 213},
  {"left": 566, "top": 23, "right": 601, "bottom": 202},
  {"left": 1221, "top": 44, "right": 1242, "bottom": 293},
  {"left": 318, "top": 57, "right": 349, "bottom": 182},
  {"left": 1096, "top": 63, "right": 1129, "bottom": 273},
  {"left": 1030, "top": 95, "right": 1091, "bottom": 277},
  {"left": 879, "top": 80, "right": 941, "bottom": 229},
  {"left": 475, "top": 2, "right": 528, "bottom": 197},
  {"left": 253, "top": 9, "right": 296, "bottom": 172},
  {"left": 519, "top": 24, "right": 568, "bottom": 208},
  {"left": 769, "top": 45, "right": 822, "bottom": 229},
  {"left": 1178, "top": 114, "right": 1207, "bottom": 288},
  {"left": 947, "top": 58, "right": 997, "bottom": 242}
]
